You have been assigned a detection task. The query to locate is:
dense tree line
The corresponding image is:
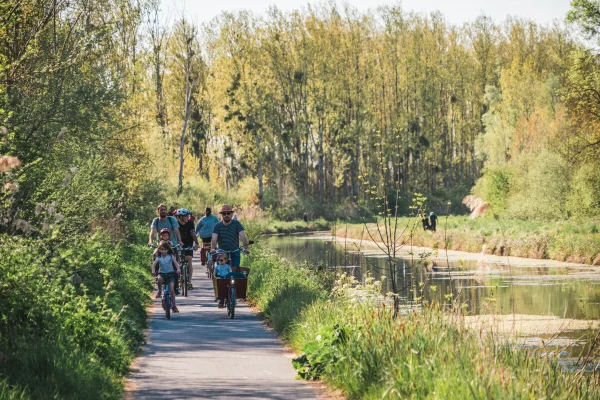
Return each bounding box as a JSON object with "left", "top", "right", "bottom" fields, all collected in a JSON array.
[
  {"left": 157, "top": 2, "right": 599, "bottom": 219},
  {"left": 2, "top": 0, "right": 600, "bottom": 230}
]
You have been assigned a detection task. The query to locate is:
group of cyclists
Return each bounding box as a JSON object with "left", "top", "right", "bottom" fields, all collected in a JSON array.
[{"left": 148, "top": 203, "right": 251, "bottom": 313}]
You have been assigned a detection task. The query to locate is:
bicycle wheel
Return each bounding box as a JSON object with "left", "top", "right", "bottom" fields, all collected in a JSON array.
[
  {"left": 228, "top": 286, "right": 236, "bottom": 319},
  {"left": 206, "top": 258, "right": 212, "bottom": 279},
  {"left": 165, "top": 293, "right": 171, "bottom": 320},
  {"left": 184, "top": 263, "right": 189, "bottom": 297},
  {"left": 181, "top": 262, "right": 188, "bottom": 297}
]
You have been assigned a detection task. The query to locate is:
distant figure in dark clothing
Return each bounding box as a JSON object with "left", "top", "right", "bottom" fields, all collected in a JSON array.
[
  {"left": 429, "top": 212, "right": 437, "bottom": 232},
  {"left": 303, "top": 213, "right": 308, "bottom": 222},
  {"left": 421, "top": 214, "right": 430, "bottom": 231}
]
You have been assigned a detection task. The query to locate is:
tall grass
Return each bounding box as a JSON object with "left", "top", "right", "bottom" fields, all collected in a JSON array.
[
  {"left": 246, "top": 248, "right": 600, "bottom": 399},
  {"left": 336, "top": 216, "right": 600, "bottom": 265}
]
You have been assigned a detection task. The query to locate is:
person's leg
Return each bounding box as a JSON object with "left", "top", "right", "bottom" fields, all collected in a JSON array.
[
  {"left": 186, "top": 254, "right": 193, "bottom": 287},
  {"left": 230, "top": 252, "right": 241, "bottom": 272},
  {"left": 156, "top": 275, "right": 163, "bottom": 298},
  {"left": 169, "top": 279, "right": 177, "bottom": 310},
  {"left": 201, "top": 238, "right": 211, "bottom": 265}
]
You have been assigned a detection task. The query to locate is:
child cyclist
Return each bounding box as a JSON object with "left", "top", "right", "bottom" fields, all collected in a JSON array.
[
  {"left": 153, "top": 228, "right": 172, "bottom": 259},
  {"left": 214, "top": 253, "right": 232, "bottom": 308},
  {"left": 153, "top": 228, "right": 183, "bottom": 295},
  {"left": 152, "top": 241, "right": 181, "bottom": 313}
]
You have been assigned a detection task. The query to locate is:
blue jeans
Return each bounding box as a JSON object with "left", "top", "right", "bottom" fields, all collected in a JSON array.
[{"left": 230, "top": 251, "right": 241, "bottom": 268}]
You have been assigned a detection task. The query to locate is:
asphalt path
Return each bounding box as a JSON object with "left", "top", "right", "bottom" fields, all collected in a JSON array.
[{"left": 127, "top": 253, "right": 320, "bottom": 399}]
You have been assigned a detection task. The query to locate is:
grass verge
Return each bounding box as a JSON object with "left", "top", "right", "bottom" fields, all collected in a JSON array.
[{"left": 245, "top": 247, "right": 600, "bottom": 399}]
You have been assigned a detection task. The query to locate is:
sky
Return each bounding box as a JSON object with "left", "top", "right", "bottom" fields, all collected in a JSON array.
[{"left": 160, "top": 0, "right": 573, "bottom": 27}]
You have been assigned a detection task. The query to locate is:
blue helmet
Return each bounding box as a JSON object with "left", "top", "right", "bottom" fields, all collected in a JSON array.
[{"left": 175, "top": 208, "right": 192, "bottom": 216}]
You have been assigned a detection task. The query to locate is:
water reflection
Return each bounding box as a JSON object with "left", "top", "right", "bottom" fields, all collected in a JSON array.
[{"left": 264, "top": 234, "right": 600, "bottom": 319}]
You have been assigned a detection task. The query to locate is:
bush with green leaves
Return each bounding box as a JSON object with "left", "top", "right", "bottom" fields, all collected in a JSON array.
[{"left": 0, "top": 227, "right": 152, "bottom": 399}]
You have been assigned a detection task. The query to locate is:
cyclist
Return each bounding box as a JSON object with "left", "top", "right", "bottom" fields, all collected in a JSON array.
[
  {"left": 196, "top": 207, "right": 219, "bottom": 266},
  {"left": 152, "top": 228, "right": 173, "bottom": 260},
  {"left": 175, "top": 208, "right": 199, "bottom": 289},
  {"left": 210, "top": 205, "right": 250, "bottom": 275},
  {"left": 151, "top": 240, "right": 180, "bottom": 313},
  {"left": 149, "top": 204, "right": 183, "bottom": 248}
]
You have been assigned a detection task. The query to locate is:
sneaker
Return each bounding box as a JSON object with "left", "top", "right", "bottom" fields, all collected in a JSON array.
[
  {"left": 175, "top": 288, "right": 180, "bottom": 296},
  {"left": 172, "top": 306, "right": 179, "bottom": 313},
  {"left": 155, "top": 291, "right": 162, "bottom": 299},
  {"left": 218, "top": 301, "right": 225, "bottom": 308},
  {"left": 188, "top": 283, "right": 193, "bottom": 290}
]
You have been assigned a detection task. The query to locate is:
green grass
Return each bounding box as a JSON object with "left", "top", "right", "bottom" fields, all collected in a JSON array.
[
  {"left": 0, "top": 225, "right": 152, "bottom": 399},
  {"left": 246, "top": 249, "right": 600, "bottom": 399},
  {"left": 334, "top": 216, "right": 600, "bottom": 265}
]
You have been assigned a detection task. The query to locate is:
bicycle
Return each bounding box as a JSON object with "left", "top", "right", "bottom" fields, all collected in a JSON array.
[
  {"left": 202, "top": 242, "right": 214, "bottom": 279},
  {"left": 175, "top": 245, "right": 194, "bottom": 297},
  {"left": 158, "top": 272, "right": 176, "bottom": 319},
  {"left": 212, "top": 242, "right": 253, "bottom": 319},
  {"left": 149, "top": 245, "right": 178, "bottom": 319}
]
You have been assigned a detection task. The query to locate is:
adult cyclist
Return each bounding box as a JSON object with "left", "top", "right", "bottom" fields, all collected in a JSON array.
[
  {"left": 149, "top": 203, "right": 183, "bottom": 248},
  {"left": 210, "top": 205, "right": 250, "bottom": 274},
  {"left": 175, "top": 208, "right": 199, "bottom": 289},
  {"left": 196, "top": 207, "right": 219, "bottom": 266}
]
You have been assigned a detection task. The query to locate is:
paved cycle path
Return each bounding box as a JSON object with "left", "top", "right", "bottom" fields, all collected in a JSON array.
[{"left": 127, "top": 254, "right": 320, "bottom": 399}]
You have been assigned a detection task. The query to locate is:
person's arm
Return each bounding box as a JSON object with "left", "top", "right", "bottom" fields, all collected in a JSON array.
[
  {"left": 149, "top": 226, "right": 157, "bottom": 246},
  {"left": 174, "top": 227, "right": 183, "bottom": 246},
  {"left": 172, "top": 257, "right": 180, "bottom": 272},
  {"left": 211, "top": 232, "right": 218, "bottom": 252},
  {"left": 151, "top": 260, "right": 158, "bottom": 275},
  {"left": 191, "top": 229, "right": 199, "bottom": 250},
  {"left": 239, "top": 230, "right": 250, "bottom": 255}
]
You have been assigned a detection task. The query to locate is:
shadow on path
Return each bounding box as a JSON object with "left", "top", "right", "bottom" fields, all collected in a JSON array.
[{"left": 126, "top": 254, "right": 318, "bottom": 400}]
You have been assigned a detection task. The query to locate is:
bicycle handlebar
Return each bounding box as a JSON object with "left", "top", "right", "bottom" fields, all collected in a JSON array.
[
  {"left": 149, "top": 243, "right": 195, "bottom": 251},
  {"left": 211, "top": 240, "right": 254, "bottom": 255}
]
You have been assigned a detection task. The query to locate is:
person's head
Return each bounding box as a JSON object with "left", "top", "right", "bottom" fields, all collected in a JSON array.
[
  {"left": 156, "top": 204, "right": 168, "bottom": 218},
  {"left": 205, "top": 207, "right": 212, "bottom": 216},
  {"left": 219, "top": 205, "right": 234, "bottom": 221},
  {"left": 158, "top": 240, "right": 173, "bottom": 256},
  {"left": 175, "top": 208, "right": 192, "bottom": 223},
  {"left": 159, "top": 228, "right": 171, "bottom": 241},
  {"left": 430, "top": 212, "right": 434, "bottom": 216},
  {"left": 217, "top": 253, "right": 228, "bottom": 265}
]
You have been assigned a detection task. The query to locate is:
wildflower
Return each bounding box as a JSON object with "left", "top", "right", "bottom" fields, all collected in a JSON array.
[
  {"left": 13, "top": 219, "right": 35, "bottom": 233},
  {"left": 3, "top": 182, "right": 18, "bottom": 193},
  {"left": 0, "top": 156, "right": 20, "bottom": 173}
]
